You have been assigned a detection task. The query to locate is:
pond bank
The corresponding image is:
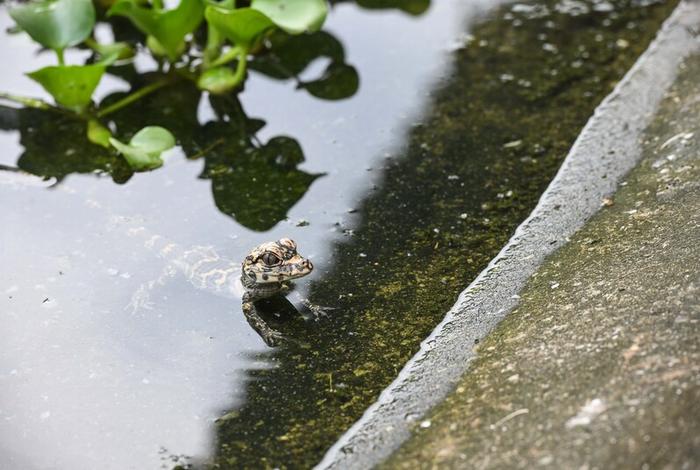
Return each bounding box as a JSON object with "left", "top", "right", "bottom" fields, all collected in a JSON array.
[
  {"left": 319, "top": 1, "right": 700, "bottom": 468},
  {"left": 385, "top": 45, "right": 700, "bottom": 469}
]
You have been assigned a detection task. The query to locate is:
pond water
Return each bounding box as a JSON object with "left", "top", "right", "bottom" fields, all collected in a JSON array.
[{"left": 0, "top": 0, "right": 676, "bottom": 468}]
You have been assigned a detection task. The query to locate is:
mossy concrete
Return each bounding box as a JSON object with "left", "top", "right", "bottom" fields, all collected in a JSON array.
[{"left": 385, "top": 43, "right": 700, "bottom": 470}]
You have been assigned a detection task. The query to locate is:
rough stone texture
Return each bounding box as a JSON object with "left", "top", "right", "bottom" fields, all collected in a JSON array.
[
  {"left": 384, "top": 48, "right": 700, "bottom": 470},
  {"left": 318, "top": 2, "right": 700, "bottom": 468}
]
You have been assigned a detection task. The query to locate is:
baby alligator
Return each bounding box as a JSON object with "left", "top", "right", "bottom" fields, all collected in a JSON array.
[
  {"left": 241, "top": 238, "right": 314, "bottom": 346},
  {"left": 117, "top": 217, "right": 315, "bottom": 346}
]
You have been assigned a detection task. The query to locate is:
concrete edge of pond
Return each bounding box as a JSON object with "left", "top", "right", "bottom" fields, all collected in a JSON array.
[{"left": 316, "top": 2, "right": 700, "bottom": 469}]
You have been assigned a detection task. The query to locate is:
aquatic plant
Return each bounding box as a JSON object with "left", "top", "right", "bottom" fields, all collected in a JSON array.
[{"left": 1, "top": 0, "right": 337, "bottom": 170}]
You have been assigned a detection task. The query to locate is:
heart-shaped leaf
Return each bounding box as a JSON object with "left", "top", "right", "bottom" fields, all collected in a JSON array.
[
  {"left": 10, "top": 0, "right": 95, "bottom": 52},
  {"left": 249, "top": 31, "right": 345, "bottom": 79},
  {"left": 27, "top": 64, "right": 107, "bottom": 111},
  {"left": 251, "top": 0, "right": 327, "bottom": 35},
  {"left": 109, "top": 0, "right": 204, "bottom": 61},
  {"left": 109, "top": 126, "right": 176, "bottom": 171},
  {"left": 205, "top": 6, "right": 274, "bottom": 49},
  {"left": 301, "top": 63, "right": 359, "bottom": 100}
]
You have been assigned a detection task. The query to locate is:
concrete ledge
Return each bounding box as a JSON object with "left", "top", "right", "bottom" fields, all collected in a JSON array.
[
  {"left": 317, "top": 2, "right": 700, "bottom": 468},
  {"left": 385, "top": 46, "right": 700, "bottom": 468}
]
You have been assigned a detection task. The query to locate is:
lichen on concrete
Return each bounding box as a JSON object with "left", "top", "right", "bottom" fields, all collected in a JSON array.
[{"left": 384, "top": 50, "right": 700, "bottom": 470}]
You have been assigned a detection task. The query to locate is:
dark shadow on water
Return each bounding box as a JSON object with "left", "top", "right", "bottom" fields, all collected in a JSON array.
[
  {"left": 331, "top": 0, "right": 431, "bottom": 16},
  {"left": 205, "top": 0, "right": 678, "bottom": 467},
  {"left": 0, "top": 80, "right": 325, "bottom": 231},
  {"left": 0, "top": 22, "right": 359, "bottom": 231}
]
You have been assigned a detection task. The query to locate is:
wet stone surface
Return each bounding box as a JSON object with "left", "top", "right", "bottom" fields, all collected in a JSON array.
[{"left": 384, "top": 51, "right": 700, "bottom": 470}]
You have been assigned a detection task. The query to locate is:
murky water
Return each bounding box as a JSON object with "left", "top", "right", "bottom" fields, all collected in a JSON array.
[{"left": 0, "top": 0, "right": 676, "bottom": 468}]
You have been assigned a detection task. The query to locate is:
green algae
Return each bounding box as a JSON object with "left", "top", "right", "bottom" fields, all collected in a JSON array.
[{"left": 205, "top": 0, "right": 680, "bottom": 467}]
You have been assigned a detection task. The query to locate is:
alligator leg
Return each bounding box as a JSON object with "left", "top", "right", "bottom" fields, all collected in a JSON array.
[
  {"left": 241, "top": 291, "right": 285, "bottom": 347},
  {"left": 293, "top": 293, "right": 336, "bottom": 320}
]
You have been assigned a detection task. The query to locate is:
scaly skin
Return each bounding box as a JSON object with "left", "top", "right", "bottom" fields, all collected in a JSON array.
[{"left": 240, "top": 238, "right": 314, "bottom": 346}]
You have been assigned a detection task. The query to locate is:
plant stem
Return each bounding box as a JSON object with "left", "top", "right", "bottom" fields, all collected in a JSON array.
[
  {"left": 0, "top": 163, "right": 24, "bottom": 173},
  {"left": 204, "top": 27, "right": 223, "bottom": 68},
  {"left": 56, "top": 48, "right": 65, "bottom": 65},
  {"left": 97, "top": 78, "right": 174, "bottom": 118},
  {"left": 211, "top": 46, "right": 243, "bottom": 67},
  {"left": 84, "top": 37, "right": 98, "bottom": 50},
  {"left": 231, "top": 49, "right": 249, "bottom": 88},
  {"left": 187, "top": 137, "right": 225, "bottom": 160},
  {"left": 0, "top": 92, "right": 53, "bottom": 111}
]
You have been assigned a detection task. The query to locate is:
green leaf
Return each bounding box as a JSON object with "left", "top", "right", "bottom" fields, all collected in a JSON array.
[
  {"left": 108, "top": 0, "right": 204, "bottom": 61},
  {"left": 251, "top": 0, "right": 327, "bottom": 34},
  {"left": 27, "top": 64, "right": 107, "bottom": 111},
  {"left": 197, "top": 66, "right": 240, "bottom": 94},
  {"left": 87, "top": 40, "right": 135, "bottom": 61},
  {"left": 205, "top": 6, "right": 274, "bottom": 48},
  {"left": 301, "top": 63, "right": 359, "bottom": 100},
  {"left": 205, "top": 0, "right": 236, "bottom": 8},
  {"left": 109, "top": 126, "right": 176, "bottom": 171},
  {"left": 87, "top": 119, "right": 112, "bottom": 148},
  {"left": 8, "top": 107, "right": 131, "bottom": 183},
  {"left": 250, "top": 31, "right": 344, "bottom": 79},
  {"left": 9, "top": 0, "right": 95, "bottom": 52},
  {"left": 356, "top": 0, "right": 430, "bottom": 15}
]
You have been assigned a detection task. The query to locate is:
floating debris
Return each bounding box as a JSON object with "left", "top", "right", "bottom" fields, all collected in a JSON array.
[{"left": 565, "top": 398, "right": 607, "bottom": 428}]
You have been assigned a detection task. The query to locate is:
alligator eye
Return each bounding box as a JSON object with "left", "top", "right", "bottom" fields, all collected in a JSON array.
[{"left": 261, "top": 252, "right": 281, "bottom": 266}]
